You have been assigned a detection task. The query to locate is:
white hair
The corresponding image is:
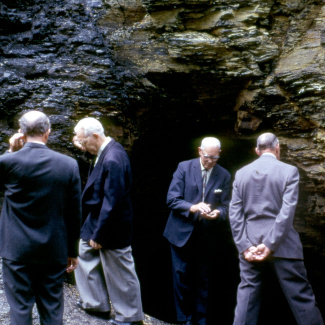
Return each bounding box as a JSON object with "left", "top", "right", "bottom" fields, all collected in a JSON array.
[
  {"left": 200, "top": 137, "right": 221, "bottom": 150},
  {"left": 257, "top": 132, "right": 278, "bottom": 151},
  {"left": 74, "top": 117, "right": 105, "bottom": 137}
]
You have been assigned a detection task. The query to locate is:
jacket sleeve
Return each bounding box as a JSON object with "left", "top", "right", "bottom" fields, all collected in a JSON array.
[
  {"left": 229, "top": 172, "right": 253, "bottom": 254},
  {"left": 90, "top": 159, "right": 129, "bottom": 243},
  {"left": 214, "top": 170, "right": 231, "bottom": 221},
  {"left": 66, "top": 161, "right": 82, "bottom": 258},
  {"left": 263, "top": 166, "right": 299, "bottom": 252},
  {"left": 166, "top": 163, "right": 193, "bottom": 218}
]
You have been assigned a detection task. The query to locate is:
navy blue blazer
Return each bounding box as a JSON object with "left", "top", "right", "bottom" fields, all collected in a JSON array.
[
  {"left": 164, "top": 158, "right": 231, "bottom": 247},
  {"left": 0, "top": 143, "right": 82, "bottom": 265},
  {"left": 80, "top": 139, "right": 133, "bottom": 249}
]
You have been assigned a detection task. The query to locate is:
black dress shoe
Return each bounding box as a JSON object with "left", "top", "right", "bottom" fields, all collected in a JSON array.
[
  {"left": 177, "top": 321, "right": 192, "bottom": 325},
  {"left": 107, "top": 319, "right": 143, "bottom": 325},
  {"left": 76, "top": 301, "right": 111, "bottom": 319}
]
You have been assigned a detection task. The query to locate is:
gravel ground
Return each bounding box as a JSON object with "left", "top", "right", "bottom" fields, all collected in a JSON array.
[{"left": 0, "top": 259, "right": 175, "bottom": 325}]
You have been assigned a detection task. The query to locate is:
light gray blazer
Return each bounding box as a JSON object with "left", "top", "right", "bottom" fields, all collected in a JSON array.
[{"left": 229, "top": 154, "right": 303, "bottom": 259}]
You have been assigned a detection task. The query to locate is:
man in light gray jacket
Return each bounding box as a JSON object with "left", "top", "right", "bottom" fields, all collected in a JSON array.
[{"left": 229, "top": 132, "right": 323, "bottom": 325}]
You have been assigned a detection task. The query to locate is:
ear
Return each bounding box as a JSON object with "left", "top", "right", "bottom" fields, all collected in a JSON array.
[
  {"left": 255, "top": 147, "right": 261, "bottom": 156},
  {"left": 44, "top": 129, "right": 51, "bottom": 142}
]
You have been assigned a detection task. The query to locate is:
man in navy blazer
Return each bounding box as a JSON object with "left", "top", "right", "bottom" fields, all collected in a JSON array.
[
  {"left": 229, "top": 132, "right": 323, "bottom": 325},
  {"left": 73, "top": 117, "right": 143, "bottom": 325},
  {"left": 0, "top": 111, "right": 81, "bottom": 325},
  {"left": 164, "top": 137, "right": 231, "bottom": 325}
]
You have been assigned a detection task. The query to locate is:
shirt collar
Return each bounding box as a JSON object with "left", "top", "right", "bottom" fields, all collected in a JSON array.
[
  {"left": 200, "top": 160, "right": 212, "bottom": 172},
  {"left": 29, "top": 141, "right": 45, "bottom": 145},
  {"left": 96, "top": 137, "right": 111, "bottom": 161},
  {"left": 261, "top": 152, "right": 276, "bottom": 159}
]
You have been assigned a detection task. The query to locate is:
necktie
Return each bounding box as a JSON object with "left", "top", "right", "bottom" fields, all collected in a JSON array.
[
  {"left": 89, "top": 156, "right": 97, "bottom": 175},
  {"left": 202, "top": 169, "right": 208, "bottom": 202}
]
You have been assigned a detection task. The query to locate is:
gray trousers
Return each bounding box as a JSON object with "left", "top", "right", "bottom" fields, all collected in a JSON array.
[
  {"left": 234, "top": 256, "right": 324, "bottom": 325},
  {"left": 75, "top": 239, "right": 143, "bottom": 322}
]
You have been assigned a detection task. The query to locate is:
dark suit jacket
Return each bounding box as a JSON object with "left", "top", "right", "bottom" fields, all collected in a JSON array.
[
  {"left": 80, "top": 139, "right": 133, "bottom": 249},
  {"left": 0, "top": 142, "right": 81, "bottom": 265},
  {"left": 164, "top": 158, "right": 231, "bottom": 247},
  {"left": 229, "top": 154, "right": 303, "bottom": 259}
]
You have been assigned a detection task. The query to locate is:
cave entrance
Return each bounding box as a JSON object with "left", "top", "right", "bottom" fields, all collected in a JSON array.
[
  {"left": 129, "top": 75, "right": 257, "bottom": 323},
  {"left": 129, "top": 72, "right": 301, "bottom": 324}
]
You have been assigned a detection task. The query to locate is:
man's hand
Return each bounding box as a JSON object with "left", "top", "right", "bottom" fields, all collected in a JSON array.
[
  {"left": 72, "top": 135, "right": 86, "bottom": 152},
  {"left": 243, "top": 246, "right": 258, "bottom": 262},
  {"left": 66, "top": 257, "right": 78, "bottom": 273},
  {"left": 243, "top": 244, "right": 272, "bottom": 262},
  {"left": 9, "top": 133, "right": 25, "bottom": 152},
  {"left": 201, "top": 209, "right": 220, "bottom": 220},
  {"left": 254, "top": 244, "right": 272, "bottom": 261},
  {"left": 190, "top": 202, "right": 211, "bottom": 214},
  {"left": 89, "top": 239, "right": 102, "bottom": 250}
]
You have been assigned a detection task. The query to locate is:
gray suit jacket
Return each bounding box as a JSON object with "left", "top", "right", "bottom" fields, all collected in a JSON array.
[{"left": 229, "top": 153, "right": 303, "bottom": 259}]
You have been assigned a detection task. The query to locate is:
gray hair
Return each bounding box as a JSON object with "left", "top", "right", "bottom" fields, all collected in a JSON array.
[
  {"left": 257, "top": 133, "right": 279, "bottom": 151},
  {"left": 200, "top": 137, "right": 221, "bottom": 150},
  {"left": 74, "top": 117, "right": 105, "bottom": 137},
  {"left": 19, "top": 111, "right": 51, "bottom": 137}
]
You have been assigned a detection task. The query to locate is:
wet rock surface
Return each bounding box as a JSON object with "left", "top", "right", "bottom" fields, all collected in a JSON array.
[{"left": 1, "top": 0, "right": 325, "bottom": 322}]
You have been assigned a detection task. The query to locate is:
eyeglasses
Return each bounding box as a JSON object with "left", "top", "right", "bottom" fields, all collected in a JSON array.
[
  {"left": 201, "top": 150, "right": 220, "bottom": 159},
  {"left": 78, "top": 134, "right": 93, "bottom": 146},
  {"left": 203, "top": 154, "right": 220, "bottom": 160}
]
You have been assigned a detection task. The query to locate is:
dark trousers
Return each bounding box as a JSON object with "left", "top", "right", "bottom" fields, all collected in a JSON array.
[
  {"left": 2, "top": 258, "right": 66, "bottom": 325},
  {"left": 234, "top": 256, "right": 324, "bottom": 325},
  {"left": 170, "top": 226, "right": 212, "bottom": 325}
]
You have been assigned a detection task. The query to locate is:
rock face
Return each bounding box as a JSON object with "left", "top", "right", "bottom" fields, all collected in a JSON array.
[{"left": 1, "top": 0, "right": 325, "bottom": 323}]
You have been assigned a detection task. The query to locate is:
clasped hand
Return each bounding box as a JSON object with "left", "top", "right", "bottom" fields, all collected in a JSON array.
[
  {"left": 190, "top": 202, "right": 220, "bottom": 220},
  {"left": 243, "top": 244, "right": 271, "bottom": 262}
]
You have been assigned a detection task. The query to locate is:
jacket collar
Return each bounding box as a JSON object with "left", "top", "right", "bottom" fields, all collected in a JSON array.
[
  {"left": 82, "top": 138, "right": 116, "bottom": 194},
  {"left": 23, "top": 142, "right": 48, "bottom": 149}
]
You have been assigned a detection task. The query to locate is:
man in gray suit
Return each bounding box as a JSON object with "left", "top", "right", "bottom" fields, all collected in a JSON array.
[{"left": 229, "top": 132, "right": 323, "bottom": 325}]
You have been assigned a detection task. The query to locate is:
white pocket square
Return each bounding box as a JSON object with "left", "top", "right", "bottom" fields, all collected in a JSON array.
[{"left": 214, "top": 189, "right": 222, "bottom": 194}]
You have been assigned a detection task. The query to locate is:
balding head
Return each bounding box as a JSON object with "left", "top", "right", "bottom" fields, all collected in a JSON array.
[
  {"left": 256, "top": 132, "right": 280, "bottom": 159},
  {"left": 19, "top": 111, "right": 51, "bottom": 137},
  {"left": 256, "top": 133, "right": 278, "bottom": 151}
]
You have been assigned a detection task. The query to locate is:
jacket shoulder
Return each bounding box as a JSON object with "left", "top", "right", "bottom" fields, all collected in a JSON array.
[
  {"left": 48, "top": 149, "right": 78, "bottom": 166},
  {"left": 215, "top": 163, "right": 231, "bottom": 177}
]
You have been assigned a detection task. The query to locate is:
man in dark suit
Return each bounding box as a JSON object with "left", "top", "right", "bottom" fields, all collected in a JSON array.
[
  {"left": 73, "top": 117, "right": 143, "bottom": 325},
  {"left": 229, "top": 132, "right": 324, "bottom": 325},
  {"left": 164, "top": 137, "right": 231, "bottom": 325},
  {"left": 0, "top": 111, "right": 81, "bottom": 325}
]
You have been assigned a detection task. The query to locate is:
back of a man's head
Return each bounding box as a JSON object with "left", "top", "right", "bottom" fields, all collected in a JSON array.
[
  {"left": 257, "top": 133, "right": 278, "bottom": 151},
  {"left": 19, "top": 111, "right": 51, "bottom": 137}
]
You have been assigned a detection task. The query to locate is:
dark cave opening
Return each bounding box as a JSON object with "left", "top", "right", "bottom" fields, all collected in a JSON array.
[
  {"left": 128, "top": 96, "right": 324, "bottom": 324},
  {"left": 129, "top": 97, "right": 252, "bottom": 323}
]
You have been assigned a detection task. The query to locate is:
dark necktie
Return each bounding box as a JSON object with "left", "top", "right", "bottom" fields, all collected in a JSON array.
[
  {"left": 202, "top": 169, "right": 208, "bottom": 202},
  {"left": 88, "top": 156, "right": 97, "bottom": 175}
]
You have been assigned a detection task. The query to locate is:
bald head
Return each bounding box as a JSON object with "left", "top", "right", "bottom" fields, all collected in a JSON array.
[{"left": 19, "top": 111, "right": 51, "bottom": 137}]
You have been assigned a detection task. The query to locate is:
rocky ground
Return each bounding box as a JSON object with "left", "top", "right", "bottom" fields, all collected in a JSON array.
[{"left": 0, "top": 259, "right": 175, "bottom": 325}]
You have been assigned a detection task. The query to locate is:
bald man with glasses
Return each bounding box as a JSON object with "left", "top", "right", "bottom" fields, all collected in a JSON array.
[{"left": 163, "top": 137, "right": 231, "bottom": 325}]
